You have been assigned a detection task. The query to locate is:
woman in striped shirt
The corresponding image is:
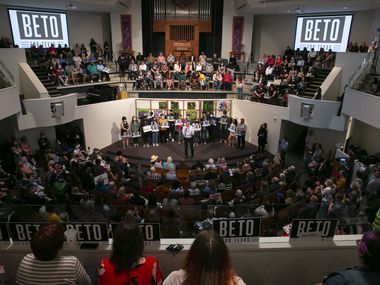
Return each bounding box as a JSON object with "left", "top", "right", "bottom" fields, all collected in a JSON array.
[{"left": 16, "top": 223, "right": 91, "bottom": 285}]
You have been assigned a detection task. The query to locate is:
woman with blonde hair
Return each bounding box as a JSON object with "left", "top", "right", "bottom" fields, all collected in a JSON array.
[{"left": 163, "top": 230, "right": 246, "bottom": 285}]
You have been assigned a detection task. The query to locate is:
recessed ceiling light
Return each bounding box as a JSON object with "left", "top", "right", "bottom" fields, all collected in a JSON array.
[{"left": 344, "top": 6, "right": 348, "bottom": 10}]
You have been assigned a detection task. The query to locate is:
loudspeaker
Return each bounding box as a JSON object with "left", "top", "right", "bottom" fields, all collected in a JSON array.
[
  {"left": 301, "top": 104, "right": 313, "bottom": 119},
  {"left": 52, "top": 102, "right": 64, "bottom": 118}
]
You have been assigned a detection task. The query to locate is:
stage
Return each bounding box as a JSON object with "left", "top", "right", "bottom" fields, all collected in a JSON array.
[{"left": 101, "top": 140, "right": 272, "bottom": 168}]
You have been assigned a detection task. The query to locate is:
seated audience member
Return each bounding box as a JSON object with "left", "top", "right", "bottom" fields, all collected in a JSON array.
[
  {"left": 163, "top": 230, "right": 246, "bottom": 285},
  {"left": 98, "top": 222, "right": 163, "bottom": 285},
  {"left": 17, "top": 223, "right": 91, "bottom": 284},
  {"left": 87, "top": 61, "right": 100, "bottom": 82},
  {"left": 223, "top": 71, "right": 233, "bottom": 91},
  {"left": 320, "top": 230, "right": 380, "bottom": 285}
]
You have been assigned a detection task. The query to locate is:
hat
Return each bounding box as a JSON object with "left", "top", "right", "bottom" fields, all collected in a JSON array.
[{"left": 150, "top": 155, "right": 158, "bottom": 163}]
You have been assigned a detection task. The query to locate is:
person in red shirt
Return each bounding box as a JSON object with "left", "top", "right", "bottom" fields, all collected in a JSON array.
[
  {"left": 98, "top": 222, "right": 164, "bottom": 285},
  {"left": 223, "top": 71, "right": 233, "bottom": 91}
]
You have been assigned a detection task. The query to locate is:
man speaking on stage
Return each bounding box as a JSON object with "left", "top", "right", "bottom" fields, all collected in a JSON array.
[{"left": 182, "top": 120, "right": 195, "bottom": 159}]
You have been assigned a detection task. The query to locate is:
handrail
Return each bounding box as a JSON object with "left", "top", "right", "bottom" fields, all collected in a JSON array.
[
  {"left": 0, "top": 59, "right": 15, "bottom": 89},
  {"left": 347, "top": 51, "right": 375, "bottom": 89}
]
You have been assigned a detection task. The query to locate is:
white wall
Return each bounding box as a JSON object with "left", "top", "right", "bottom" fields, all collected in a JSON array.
[
  {"left": 0, "top": 86, "right": 21, "bottom": 121},
  {"left": 342, "top": 88, "right": 380, "bottom": 130},
  {"left": 287, "top": 95, "right": 346, "bottom": 131},
  {"left": 252, "top": 10, "right": 380, "bottom": 61},
  {"left": 19, "top": 93, "right": 78, "bottom": 129},
  {"left": 110, "top": 0, "right": 143, "bottom": 56},
  {"left": 321, "top": 67, "right": 342, "bottom": 101},
  {"left": 19, "top": 63, "right": 49, "bottom": 99},
  {"left": 232, "top": 99, "right": 289, "bottom": 154},
  {"left": 67, "top": 11, "right": 111, "bottom": 51},
  {"left": 0, "top": 48, "right": 26, "bottom": 96},
  {"left": 349, "top": 118, "right": 380, "bottom": 155},
  {"left": 221, "top": 1, "right": 254, "bottom": 60},
  {"left": 76, "top": 98, "right": 136, "bottom": 150},
  {"left": 334, "top": 52, "right": 367, "bottom": 95}
]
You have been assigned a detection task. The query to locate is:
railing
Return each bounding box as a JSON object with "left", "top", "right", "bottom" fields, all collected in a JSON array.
[
  {"left": 347, "top": 50, "right": 375, "bottom": 90},
  {"left": 0, "top": 202, "right": 371, "bottom": 239},
  {"left": 0, "top": 59, "right": 14, "bottom": 89}
]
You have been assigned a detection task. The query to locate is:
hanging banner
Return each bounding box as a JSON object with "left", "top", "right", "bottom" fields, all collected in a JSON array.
[{"left": 120, "top": 14, "right": 132, "bottom": 52}]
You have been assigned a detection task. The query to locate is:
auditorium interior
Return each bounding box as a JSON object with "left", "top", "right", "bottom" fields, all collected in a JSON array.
[{"left": 0, "top": 0, "right": 380, "bottom": 284}]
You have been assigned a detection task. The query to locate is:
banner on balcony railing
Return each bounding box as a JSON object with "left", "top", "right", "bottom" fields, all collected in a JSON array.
[
  {"left": 111, "top": 223, "right": 161, "bottom": 247},
  {"left": 7, "top": 222, "right": 109, "bottom": 242},
  {"left": 213, "top": 218, "right": 261, "bottom": 244},
  {"left": 289, "top": 219, "right": 338, "bottom": 243}
]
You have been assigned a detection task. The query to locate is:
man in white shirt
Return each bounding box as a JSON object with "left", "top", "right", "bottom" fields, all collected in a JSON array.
[{"left": 182, "top": 121, "right": 195, "bottom": 159}]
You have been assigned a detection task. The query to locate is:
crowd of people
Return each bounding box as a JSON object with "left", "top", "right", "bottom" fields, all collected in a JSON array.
[
  {"left": 245, "top": 46, "right": 336, "bottom": 105},
  {"left": 119, "top": 110, "right": 249, "bottom": 152},
  {"left": 29, "top": 39, "right": 112, "bottom": 86}
]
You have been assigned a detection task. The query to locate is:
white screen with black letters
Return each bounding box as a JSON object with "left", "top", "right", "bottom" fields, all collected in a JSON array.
[
  {"left": 8, "top": 9, "right": 69, "bottom": 48},
  {"left": 294, "top": 15, "right": 352, "bottom": 52}
]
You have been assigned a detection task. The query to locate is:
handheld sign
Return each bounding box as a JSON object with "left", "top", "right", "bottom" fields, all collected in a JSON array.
[
  {"left": 167, "top": 115, "right": 175, "bottom": 122},
  {"left": 8, "top": 222, "right": 109, "bottom": 242},
  {"left": 175, "top": 119, "right": 183, "bottom": 126},
  {"left": 0, "top": 223, "right": 10, "bottom": 242},
  {"left": 193, "top": 123, "right": 201, "bottom": 131},
  {"left": 132, "top": 131, "right": 141, "bottom": 138},
  {"left": 121, "top": 129, "right": 131, "bottom": 138},
  {"left": 160, "top": 122, "right": 170, "bottom": 129},
  {"left": 202, "top": 120, "right": 210, "bottom": 127},
  {"left": 111, "top": 223, "right": 161, "bottom": 247},
  {"left": 290, "top": 219, "right": 338, "bottom": 243},
  {"left": 213, "top": 218, "right": 261, "bottom": 244},
  {"left": 220, "top": 117, "right": 228, "bottom": 125},
  {"left": 228, "top": 124, "right": 236, "bottom": 133},
  {"left": 143, "top": 125, "right": 152, "bottom": 133},
  {"left": 151, "top": 124, "right": 159, "bottom": 132}
]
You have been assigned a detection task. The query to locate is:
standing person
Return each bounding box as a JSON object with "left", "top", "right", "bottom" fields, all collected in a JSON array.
[
  {"left": 163, "top": 230, "right": 246, "bottom": 285},
  {"left": 120, "top": 116, "right": 130, "bottom": 149},
  {"left": 279, "top": 136, "right": 289, "bottom": 166},
  {"left": 228, "top": 118, "right": 237, "bottom": 147},
  {"left": 236, "top": 118, "right": 248, "bottom": 149},
  {"left": 130, "top": 116, "right": 140, "bottom": 147},
  {"left": 200, "top": 112, "right": 209, "bottom": 145},
  {"left": 219, "top": 110, "right": 229, "bottom": 144},
  {"left": 141, "top": 115, "right": 151, "bottom": 147},
  {"left": 257, "top": 123, "right": 268, "bottom": 153},
  {"left": 236, "top": 75, "right": 244, "bottom": 99},
  {"left": 209, "top": 112, "right": 217, "bottom": 143},
  {"left": 98, "top": 222, "right": 163, "bottom": 285},
  {"left": 175, "top": 114, "right": 185, "bottom": 144},
  {"left": 118, "top": 52, "right": 128, "bottom": 78},
  {"left": 151, "top": 117, "right": 160, "bottom": 147},
  {"left": 182, "top": 121, "right": 195, "bottom": 159},
  {"left": 192, "top": 119, "right": 202, "bottom": 146},
  {"left": 17, "top": 223, "right": 91, "bottom": 284},
  {"left": 167, "top": 109, "right": 176, "bottom": 142},
  {"left": 159, "top": 114, "right": 169, "bottom": 144}
]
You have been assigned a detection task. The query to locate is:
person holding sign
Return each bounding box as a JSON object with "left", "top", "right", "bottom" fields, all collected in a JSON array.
[
  {"left": 228, "top": 118, "right": 238, "bottom": 147},
  {"left": 175, "top": 114, "right": 185, "bottom": 144},
  {"left": 151, "top": 117, "right": 160, "bottom": 147},
  {"left": 192, "top": 119, "right": 202, "bottom": 146},
  {"left": 182, "top": 121, "right": 195, "bottom": 159},
  {"left": 130, "top": 116, "right": 140, "bottom": 147},
  {"left": 17, "top": 223, "right": 91, "bottom": 284},
  {"left": 163, "top": 230, "right": 246, "bottom": 285},
  {"left": 141, "top": 115, "right": 151, "bottom": 148},
  {"left": 159, "top": 114, "right": 169, "bottom": 144},
  {"left": 120, "top": 116, "right": 130, "bottom": 149},
  {"left": 236, "top": 118, "right": 248, "bottom": 149},
  {"left": 98, "top": 222, "right": 163, "bottom": 285}
]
